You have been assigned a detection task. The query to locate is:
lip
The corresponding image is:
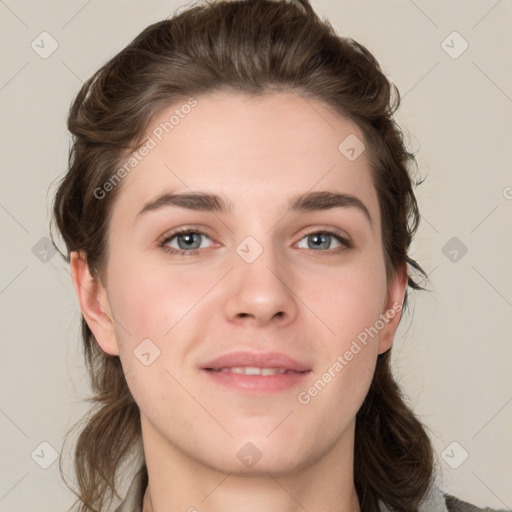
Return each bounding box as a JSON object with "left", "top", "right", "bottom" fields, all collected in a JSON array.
[
  {"left": 202, "top": 351, "right": 311, "bottom": 372},
  {"left": 201, "top": 351, "right": 312, "bottom": 394}
]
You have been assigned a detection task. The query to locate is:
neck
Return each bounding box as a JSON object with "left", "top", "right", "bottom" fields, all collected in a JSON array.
[{"left": 140, "top": 417, "right": 361, "bottom": 512}]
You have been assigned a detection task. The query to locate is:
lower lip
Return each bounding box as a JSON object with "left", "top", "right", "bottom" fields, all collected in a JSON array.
[{"left": 202, "top": 369, "right": 311, "bottom": 394}]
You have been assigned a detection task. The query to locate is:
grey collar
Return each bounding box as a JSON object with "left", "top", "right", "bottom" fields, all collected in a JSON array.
[{"left": 379, "top": 483, "right": 449, "bottom": 512}]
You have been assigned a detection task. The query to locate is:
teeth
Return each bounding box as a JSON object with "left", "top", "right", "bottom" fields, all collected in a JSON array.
[
  {"left": 244, "top": 367, "right": 261, "bottom": 375},
  {"left": 218, "top": 367, "right": 288, "bottom": 375},
  {"left": 261, "top": 368, "right": 284, "bottom": 376}
]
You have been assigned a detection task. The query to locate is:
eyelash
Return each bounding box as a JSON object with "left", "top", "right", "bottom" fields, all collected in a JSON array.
[{"left": 158, "top": 227, "right": 353, "bottom": 257}]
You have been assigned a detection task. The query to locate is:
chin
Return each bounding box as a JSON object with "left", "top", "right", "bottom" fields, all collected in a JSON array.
[
  {"left": 207, "top": 450, "right": 313, "bottom": 477},
  {"left": 191, "top": 431, "right": 321, "bottom": 477}
]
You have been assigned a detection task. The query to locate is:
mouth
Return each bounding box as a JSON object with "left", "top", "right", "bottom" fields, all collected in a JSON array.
[
  {"left": 201, "top": 351, "right": 312, "bottom": 394},
  {"left": 206, "top": 367, "right": 305, "bottom": 375}
]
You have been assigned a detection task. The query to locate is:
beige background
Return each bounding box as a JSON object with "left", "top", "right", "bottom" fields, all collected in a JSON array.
[{"left": 0, "top": 0, "right": 511, "bottom": 510}]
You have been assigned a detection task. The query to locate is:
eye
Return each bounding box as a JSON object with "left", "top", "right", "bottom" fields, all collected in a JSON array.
[
  {"left": 296, "top": 230, "right": 352, "bottom": 253},
  {"left": 159, "top": 229, "right": 214, "bottom": 256},
  {"left": 159, "top": 228, "right": 352, "bottom": 257}
]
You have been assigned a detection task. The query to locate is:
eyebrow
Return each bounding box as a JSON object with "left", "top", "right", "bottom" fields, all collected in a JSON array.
[{"left": 136, "top": 190, "right": 373, "bottom": 226}]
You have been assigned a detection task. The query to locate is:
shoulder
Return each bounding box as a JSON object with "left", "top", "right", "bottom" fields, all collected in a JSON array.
[{"left": 445, "top": 494, "right": 510, "bottom": 512}]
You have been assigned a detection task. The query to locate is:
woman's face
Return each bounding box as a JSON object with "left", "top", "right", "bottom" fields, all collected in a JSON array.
[{"left": 74, "top": 91, "right": 406, "bottom": 475}]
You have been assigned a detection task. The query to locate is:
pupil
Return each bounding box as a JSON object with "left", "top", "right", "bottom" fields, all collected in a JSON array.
[
  {"left": 181, "top": 233, "right": 198, "bottom": 249},
  {"left": 311, "top": 233, "right": 328, "bottom": 249}
]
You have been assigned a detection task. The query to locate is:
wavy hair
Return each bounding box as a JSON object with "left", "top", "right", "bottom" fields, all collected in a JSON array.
[{"left": 51, "top": 1, "right": 433, "bottom": 510}]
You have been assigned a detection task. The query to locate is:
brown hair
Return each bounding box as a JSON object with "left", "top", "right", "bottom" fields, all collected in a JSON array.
[{"left": 52, "top": 0, "right": 433, "bottom": 511}]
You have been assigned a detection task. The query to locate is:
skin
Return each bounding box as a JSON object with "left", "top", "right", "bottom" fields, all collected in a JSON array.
[{"left": 71, "top": 91, "right": 407, "bottom": 512}]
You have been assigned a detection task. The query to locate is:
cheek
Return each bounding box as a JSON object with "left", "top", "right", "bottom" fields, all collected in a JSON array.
[
  {"left": 106, "top": 256, "right": 218, "bottom": 343},
  {"left": 297, "top": 256, "right": 386, "bottom": 409},
  {"left": 303, "top": 258, "right": 388, "bottom": 347}
]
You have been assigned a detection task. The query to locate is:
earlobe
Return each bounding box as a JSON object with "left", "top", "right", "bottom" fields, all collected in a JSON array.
[
  {"left": 377, "top": 264, "right": 408, "bottom": 355},
  {"left": 69, "top": 251, "right": 119, "bottom": 356}
]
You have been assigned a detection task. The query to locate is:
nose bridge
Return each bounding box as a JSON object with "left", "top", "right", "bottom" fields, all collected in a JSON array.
[
  {"left": 224, "top": 232, "right": 297, "bottom": 325},
  {"left": 235, "top": 233, "right": 284, "bottom": 291}
]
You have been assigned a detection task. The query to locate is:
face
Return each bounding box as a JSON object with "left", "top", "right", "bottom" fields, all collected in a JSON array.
[{"left": 73, "top": 91, "right": 406, "bottom": 476}]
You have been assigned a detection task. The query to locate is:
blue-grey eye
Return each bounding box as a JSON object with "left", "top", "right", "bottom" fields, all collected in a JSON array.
[
  {"left": 297, "top": 232, "right": 346, "bottom": 251},
  {"left": 164, "top": 231, "right": 212, "bottom": 251}
]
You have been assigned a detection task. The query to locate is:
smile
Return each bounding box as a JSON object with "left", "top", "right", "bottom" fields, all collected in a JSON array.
[{"left": 207, "top": 367, "right": 304, "bottom": 375}]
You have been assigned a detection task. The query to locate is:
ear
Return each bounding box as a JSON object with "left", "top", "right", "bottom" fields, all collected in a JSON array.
[
  {"left": 377, "top": 263, "right": 408, "bottom": 355},
  {"left": 70, "top": 251, "right": 119, "bottom": 356}
]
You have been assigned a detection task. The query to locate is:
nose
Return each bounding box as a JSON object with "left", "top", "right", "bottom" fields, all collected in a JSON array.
[{"left": 223, "top": 239, "right": 299, "bottom": 327}]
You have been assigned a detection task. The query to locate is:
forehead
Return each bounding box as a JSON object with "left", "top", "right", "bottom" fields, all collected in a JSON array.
[{"left": 112, "top": 91, "right": 379, "bottom": 224}]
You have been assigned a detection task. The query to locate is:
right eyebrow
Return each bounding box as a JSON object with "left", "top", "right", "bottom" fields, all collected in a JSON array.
[{"left": 136, "top": 191, "right": 232, "bottom": 217}]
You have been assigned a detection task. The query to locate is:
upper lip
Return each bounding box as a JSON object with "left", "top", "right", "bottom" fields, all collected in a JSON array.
[{"left": 202, "top": 351, "right": 311, "bottom": 372}]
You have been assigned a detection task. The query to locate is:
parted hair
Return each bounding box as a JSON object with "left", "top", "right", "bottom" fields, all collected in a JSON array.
[{"left": 51, "top": 0, "right": 433, "bottom": 511}]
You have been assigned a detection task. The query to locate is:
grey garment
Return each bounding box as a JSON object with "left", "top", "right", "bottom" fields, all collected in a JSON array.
[
  {"left": 113, "top": 466, "right": 147, "bottom": 512},
  {"left": 444, "top": 495, "right": 511, "bottom": 512},
  {"left": 113, "top": 465, "right": 508, "bottom": 512},
  {"left": 379, "top": 483, "right": 449, "bottom": 512}
]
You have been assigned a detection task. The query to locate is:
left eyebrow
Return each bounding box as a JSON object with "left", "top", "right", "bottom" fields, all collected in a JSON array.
[
  {"left": 288, "top": 190, "right": 372, "bottom": 226},
  {"left": 136, "top": 190, "right": 373, "bottom": 226}
]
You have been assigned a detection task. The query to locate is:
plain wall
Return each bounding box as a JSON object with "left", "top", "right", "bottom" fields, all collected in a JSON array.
[{"left": 0, "top": 0, "right": 510, "bottom": 510}]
